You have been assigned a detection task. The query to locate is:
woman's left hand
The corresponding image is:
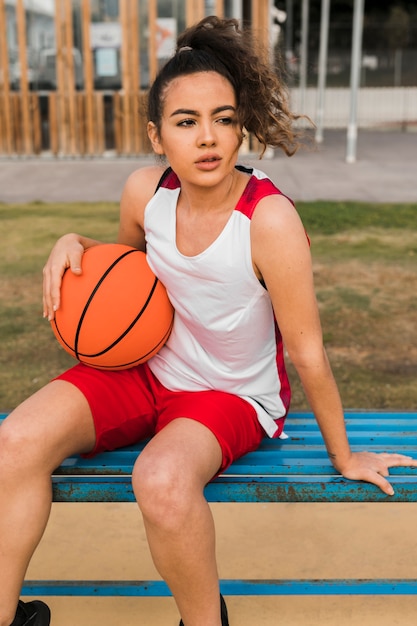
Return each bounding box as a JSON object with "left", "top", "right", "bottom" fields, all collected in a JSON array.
[{"left": 335, "top": 451, "right": 417, "bottom": 496}]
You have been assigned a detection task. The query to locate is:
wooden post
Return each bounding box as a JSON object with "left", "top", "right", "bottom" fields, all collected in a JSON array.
[
  {"left": 81, "top": 0, "right": 95, "bottom": 155},
  {"left": 186, "top": 0, "right": 204, "bottom": 26},
  {"left": 120, "top": 0, "right": 131, "bottom": 154},
  {"left": 11, "top": 94, "right": 21, "bottom": 153},
  {"left": 31, "top": 93, "right": 42, "bottom": 154},
  {"left": 140, "top": 91, "right": 152, "bottom": 153},
  {"left": 113, "top": 91, "right": 122, "bottom": 154},
  {"left": 95, "top": 92, "right": 105, "bottom": 154},
  {"left": 76, "top": 92, "right": 86, "bottom": 155},
  {"left": 129, "top": 0, "right": 140, "bottom": 154},
  {"left": 16, "top": 0, "right": 32, "bottom": 154},
  {"left": 215, "top": 0, "right": 224, "bottom": 18},
  {"left": 251, "top": 0, "right": 270, "bottom": 57},
  {"left": 148, "top": 0, "right": 157, "bottom": 85},
  {"left": 0, "top": 0, "right": 12, "bottom": 154},
  {"left": 55, "top": 0, "right": 67, "bottom": 155},
  {"left": 48, "top": 92, "right": 59, "bottom": 155},
  {"left": 64, "top": 0, "right": 77, "bottom": 155}
]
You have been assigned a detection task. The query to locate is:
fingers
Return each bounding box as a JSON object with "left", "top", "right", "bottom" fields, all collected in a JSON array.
[
  {"left": 364, "top": 452, "right": 417, "bottom": 476},
  {"left": 361, "top": 470, "right": 395, "bottom": 496},
  {"left": 42, "top": 235, "right": 84, "bottom": 321},
  {"left": 340, "top": 451, "right": 417, "bottom": 497},
  {"left": 379, "top": 452, "right": 417, "bottom": 468},
  {"left": 343, "top": 465, "right": 395, "bottom": 496},
  {"left": 43, "top": 261, "right": 66, "bottom": 321}
]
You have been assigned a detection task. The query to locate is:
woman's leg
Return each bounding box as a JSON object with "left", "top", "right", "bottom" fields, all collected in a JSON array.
[
  {"left": 0, "top": 380, "right": 96, "bottom": 626},
  {"left": 132, "top": 418, "right": 224, "bottom": 626}
]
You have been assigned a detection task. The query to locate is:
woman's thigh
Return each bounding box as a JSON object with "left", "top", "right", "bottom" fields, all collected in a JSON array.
[
  {"left": 55, "top": 362, "right": 160, "bottom": 457},
  {"left": 0, "top": 379, "right": 96, "bottom": 472},
  {"left": 155, "top": 389, "right": 265, "bottom": 475}
]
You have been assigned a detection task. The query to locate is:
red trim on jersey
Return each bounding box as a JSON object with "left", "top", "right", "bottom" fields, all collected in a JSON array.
[
  {"left": 235, "top": 175, "right": 283, "bottom": 218},
  {"left": 160, "top": 168, "right": 181, "bottom": 189}
]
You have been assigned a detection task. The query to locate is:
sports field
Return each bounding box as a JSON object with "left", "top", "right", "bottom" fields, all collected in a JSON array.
[{"left": 1, "top": 199, "right": 417, "bottom": 411}]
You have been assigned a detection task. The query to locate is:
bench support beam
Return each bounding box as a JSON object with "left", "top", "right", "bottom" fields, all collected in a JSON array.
[{"left": 21, "top": 579, "right": 417, "bottom": 596}]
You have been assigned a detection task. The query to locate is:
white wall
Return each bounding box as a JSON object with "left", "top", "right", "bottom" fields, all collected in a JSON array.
[{"left": 291, "top": 87, "right": 417, "bottom": 129}]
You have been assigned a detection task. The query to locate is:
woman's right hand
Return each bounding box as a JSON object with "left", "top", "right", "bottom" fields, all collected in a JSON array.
[{"left": 43, "top": 233, "right": 88, "bottom": 321}]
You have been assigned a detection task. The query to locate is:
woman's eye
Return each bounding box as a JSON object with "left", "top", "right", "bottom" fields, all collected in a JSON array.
[
  {"left": 177, "top": 119, "right": 195, "bottom": 127},
  {"left": 217, "top": 117, "right": 233, "bottom": 125},
  {"left": 218, "top": 116, "right": 239, "bottom": 127},
  {"left": 176, "top": 116, "right": 235, "bottom": 127}
]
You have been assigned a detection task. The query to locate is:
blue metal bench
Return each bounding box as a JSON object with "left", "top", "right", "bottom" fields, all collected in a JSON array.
[{"left": 1, "top": 410, "right": 416, "bottom": 597}]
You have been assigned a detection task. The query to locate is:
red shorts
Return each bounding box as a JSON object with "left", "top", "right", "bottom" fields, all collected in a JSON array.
[{"left": 55, "top": 362, "right": 265, "bottom": 472}]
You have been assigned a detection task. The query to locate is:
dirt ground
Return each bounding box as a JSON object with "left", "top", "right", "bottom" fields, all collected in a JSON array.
[
  {"left": 287, "top": 253, "right": 417, "bottom": 411},
  {"left": 26, "top": 501, "right": 417, "bottom": 625}
]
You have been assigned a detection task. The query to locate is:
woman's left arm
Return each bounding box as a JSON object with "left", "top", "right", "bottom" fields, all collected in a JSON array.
[{"left": 251, "top": 195, "right": 417, "bottom": 495}]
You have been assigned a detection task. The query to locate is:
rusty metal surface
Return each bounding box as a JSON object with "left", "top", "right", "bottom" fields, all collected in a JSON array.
[
  {"left": 2, "top": 410, "right": 417, "bottom": 504},
  {"left": 21, "top": 578, "right": 417, "bottom": 597}
]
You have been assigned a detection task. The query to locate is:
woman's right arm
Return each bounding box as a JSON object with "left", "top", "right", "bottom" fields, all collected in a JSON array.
[
  {"left": 42, "top": 233, "right": 103, "bottom": 320},
  {"left": 42, "top": 165, "right": 165, "bottom": 321}
]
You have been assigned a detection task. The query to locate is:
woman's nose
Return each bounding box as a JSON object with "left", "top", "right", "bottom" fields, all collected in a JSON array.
[{"left": 197, "top": 122, "right": 216, "bottom": 147}]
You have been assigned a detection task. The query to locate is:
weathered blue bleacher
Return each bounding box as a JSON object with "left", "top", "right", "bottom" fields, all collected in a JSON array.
[{"left": 1, "top": 410, "right": 416, "bottom": 597}]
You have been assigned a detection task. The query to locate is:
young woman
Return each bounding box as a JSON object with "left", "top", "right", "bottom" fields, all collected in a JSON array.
[{"left": 1, "top": 16, "right": 416, "bottom": 626}]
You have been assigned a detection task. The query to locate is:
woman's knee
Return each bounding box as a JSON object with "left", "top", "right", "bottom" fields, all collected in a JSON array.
[
  {"left": 132, "top": 453, "right": 196, "bottom": 529},
  {"left": 0, "top": 417, "right": 47, "bottom": 477}
]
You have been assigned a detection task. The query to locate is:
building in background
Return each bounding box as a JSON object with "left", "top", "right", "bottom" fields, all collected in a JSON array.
[
  {"left": 0, "top": 0, "right": 272, "bottom": 156},
  {"left": 0, "top": 0, "right": 416, "bottom": 158}
]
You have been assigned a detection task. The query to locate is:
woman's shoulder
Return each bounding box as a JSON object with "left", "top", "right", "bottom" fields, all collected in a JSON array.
[
  {"left": 122, "top": 165, "right": 169, "bottom": 199},
  {"left": 119, "top": 165, "right": 171, "bottom": 235}
]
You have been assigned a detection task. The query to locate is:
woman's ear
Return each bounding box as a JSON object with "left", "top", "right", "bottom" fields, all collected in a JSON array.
[{"left": 147, "top": 122, "right": 164, "bottom": 155}]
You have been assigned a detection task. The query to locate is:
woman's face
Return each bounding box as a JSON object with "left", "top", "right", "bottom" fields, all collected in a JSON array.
[{"left": 147, "top": 71, "right": 243, "bottom": 188}]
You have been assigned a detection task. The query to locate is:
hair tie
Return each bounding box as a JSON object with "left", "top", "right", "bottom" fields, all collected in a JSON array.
[{"left": 177, "top": 45, "right": 193, "bottom": 53}]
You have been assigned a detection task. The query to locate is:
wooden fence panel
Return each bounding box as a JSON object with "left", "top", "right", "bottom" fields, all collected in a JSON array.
[
  {"left": 64, "top": 0, "right": 77, "bottom": 156},
  {"left": 95, "top": 92, "right": 105, "bottom": 154},
  {"left": 76, "top": 92, "right": 86, "bottom": 155},
  {"left": 54, "top": 0, "right": 67, "bottom": 155},
  {"left": 0, "top": 0, "right": 12, "bottom": 154},
  {"left": 81, "top": 0, "right": 95, "bottom": 155},
  {"left": 129, "top": 1, "right": 141, "bottom": 154},
  {"left": 31, "top": 93, "right": 42, "bottom": 154},
  {"left": 113, "top": 92, "right": 122, "bottom": 155},
  {"left": 16, "top": 0, "right": 32, "bottom": 154},
  {"left": 120, "top": 0, "right": 132, "bottom": 155},
  {"left": 0, "top": 0, "right": 267, "bottom": 157},
  {"left": 48, "top": 92, "right": 58, "bottom": 156},
  {"left": 148, "top": 0, "right": 158, "bottom": 86},
  {"left": 186, "top": 0, "right": 204, "bottom": 26},
  {"left": 10, "top": 94, "right": 21, "bottom": 154}
]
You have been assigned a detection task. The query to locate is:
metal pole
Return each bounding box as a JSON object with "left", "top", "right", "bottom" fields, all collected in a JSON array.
[
  {"left": 299, "top": 0, "right": 309, "bottom": 117},
  {"left": 315, "top": 0, "right": 330, "bottom": 143},
  {"left": 346, "top": 0, "right": 365, "bottom": 163},
  {"left": 269, "top": 0, "right": 275, "bottom": 64},
  {"left": 231, "top": 0, "right": 242, "bottom": 21},
  {"left": 285, "top": 0, "right": 293, "bottom": 73}
]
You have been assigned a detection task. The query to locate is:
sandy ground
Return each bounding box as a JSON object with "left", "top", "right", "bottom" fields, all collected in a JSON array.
[{"left": 26, "top": 501, "right": 417, "bottom": 625}]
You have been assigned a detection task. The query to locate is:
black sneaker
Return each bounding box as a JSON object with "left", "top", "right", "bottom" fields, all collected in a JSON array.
[
  {"left": 11, "top": 600, "right": 51, "bottom": 626},
  {"left": 179, "top": 594, "right": 229, "bottom": 626}
]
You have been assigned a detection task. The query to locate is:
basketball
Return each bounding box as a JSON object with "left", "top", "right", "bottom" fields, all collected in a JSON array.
[{"left": 51, "top": 243, "right": 174, "bottom": 370}]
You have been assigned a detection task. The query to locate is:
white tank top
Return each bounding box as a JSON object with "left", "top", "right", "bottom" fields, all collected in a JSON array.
[{"left": 145, "top": 166, "right": 290, "bottom": 438}]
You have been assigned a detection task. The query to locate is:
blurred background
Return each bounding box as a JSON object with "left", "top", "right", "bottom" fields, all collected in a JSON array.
[{"left": 0, "top": 0, "right": 415, "bottom": 158}]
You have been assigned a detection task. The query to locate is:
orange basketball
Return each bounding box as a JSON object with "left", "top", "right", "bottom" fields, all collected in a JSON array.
[{"left": 51, "top": 244, "right": 174, "bottom": 370}]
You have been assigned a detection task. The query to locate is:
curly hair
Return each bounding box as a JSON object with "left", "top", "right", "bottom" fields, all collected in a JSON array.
[{"left": 147, "top": 16, "right": 303, "bottom": 157}]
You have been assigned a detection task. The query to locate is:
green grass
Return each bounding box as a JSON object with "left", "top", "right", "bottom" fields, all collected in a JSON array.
[
  {"left": 1, "top": 200, "right": 417, "bottom": 412},
  {"left": 297, "top": 201, "right": 417, "bottom": 234}
]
